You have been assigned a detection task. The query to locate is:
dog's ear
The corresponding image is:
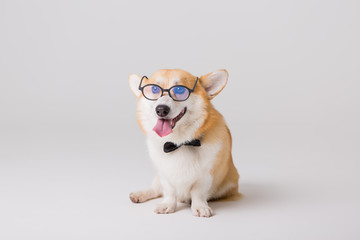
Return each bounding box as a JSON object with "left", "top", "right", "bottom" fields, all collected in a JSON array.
[
  {"left": 128, "top": 74, "right": 142, "bottom": 97},
  {"left": 199, "top": 69, "right": 228, "bottom": 99}
]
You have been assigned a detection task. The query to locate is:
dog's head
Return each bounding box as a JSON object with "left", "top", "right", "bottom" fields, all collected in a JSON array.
[{"left": 129, "top": 69, "right": 228, "bottom": 142}]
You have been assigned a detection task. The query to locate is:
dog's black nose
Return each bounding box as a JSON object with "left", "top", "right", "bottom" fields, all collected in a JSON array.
[{"left": 156, "top": 105, "right": 170, "bottom": 117}]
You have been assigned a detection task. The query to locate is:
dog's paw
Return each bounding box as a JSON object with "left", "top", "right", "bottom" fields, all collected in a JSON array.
[
  {"left": 191, "top": 205, "right": 214, "bottom": 218},
  {"left": 154, "top": 203, "right": 176, "bottom": 214},
  {"left": 129, "top": 192, "right": 147, "bottom": 203}
]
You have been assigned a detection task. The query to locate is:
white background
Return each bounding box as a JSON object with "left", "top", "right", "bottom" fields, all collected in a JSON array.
[{"left": 0, "top": 0, "right": 359, "bottom": 239}]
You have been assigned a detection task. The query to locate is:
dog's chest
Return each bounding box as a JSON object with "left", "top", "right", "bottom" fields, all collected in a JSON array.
[{"left": 147, "top": 139, "right": 221, "bottom": 187}]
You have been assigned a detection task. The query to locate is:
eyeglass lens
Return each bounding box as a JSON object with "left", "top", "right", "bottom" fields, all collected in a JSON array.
[
  {"left": 143, "top": 85, "right": 162, "bottom": 100},
  {"left": 170, "top": 86, "right": 189, "bottom": 101},
  {"left": 142, "top": 85, "right": 190, "bottom": 101}
]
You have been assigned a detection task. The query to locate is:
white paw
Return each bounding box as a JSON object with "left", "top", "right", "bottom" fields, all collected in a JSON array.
[
  {"left": 191, "top": 205, "right": 214, "bottom": 218},
  {"left": 154, "top": 203, "right": 176, "bottom": 214},
  {"left": 129, "top": 192, "right": 146, "bottom": 203}
]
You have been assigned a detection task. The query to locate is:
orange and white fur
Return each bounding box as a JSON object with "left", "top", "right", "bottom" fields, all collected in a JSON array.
[{"left": 128, "top": 69, "right": 239, "bottom": 217}]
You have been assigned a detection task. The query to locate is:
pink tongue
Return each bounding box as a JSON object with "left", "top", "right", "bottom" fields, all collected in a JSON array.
[{"left": 153, "top": 119, "right": 173, "bottom": 137}]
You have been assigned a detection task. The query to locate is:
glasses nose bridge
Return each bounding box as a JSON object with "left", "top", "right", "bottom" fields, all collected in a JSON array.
[{"left": 161, "top": 88, "right": 171, "bottom": 96}]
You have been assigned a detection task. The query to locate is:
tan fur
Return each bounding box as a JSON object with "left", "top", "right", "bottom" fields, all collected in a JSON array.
[
  {"left": 194, "top": 72, "right": 239, "bottom": 199},
  {"left": 195, "top": 101, "right": 239, "bottom": 200}
]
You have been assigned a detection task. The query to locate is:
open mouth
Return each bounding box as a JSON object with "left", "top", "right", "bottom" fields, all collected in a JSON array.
[
  {"left": 170, "top": 107, "right": 187, "bottom": 129},
  {"left": 153, "top": 107, "right": 187, "bottom": 137}
]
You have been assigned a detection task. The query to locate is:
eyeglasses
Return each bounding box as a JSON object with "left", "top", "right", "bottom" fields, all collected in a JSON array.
[{"left": 138, "top": 76, "right": 199, "bottom": 101}]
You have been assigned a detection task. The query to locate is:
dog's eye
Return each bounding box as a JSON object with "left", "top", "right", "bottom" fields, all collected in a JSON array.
[
  {"left": 152, "top": 86, "right": 161, "bottom": 94},
  {"left": 173, "top": 87, "right": 186, "bottom": 95},
  {"left": 170, "top": 86, "right": 189, "bottom": 101}
]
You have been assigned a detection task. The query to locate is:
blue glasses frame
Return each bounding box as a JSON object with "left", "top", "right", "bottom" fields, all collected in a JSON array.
[{"left": 138, "top": 76, "right": 199, "bottom": 102}]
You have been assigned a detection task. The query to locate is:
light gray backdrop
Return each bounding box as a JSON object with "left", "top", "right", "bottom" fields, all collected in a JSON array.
[{"left": 0, "top": 0, "right": 359, "bottom": 239}]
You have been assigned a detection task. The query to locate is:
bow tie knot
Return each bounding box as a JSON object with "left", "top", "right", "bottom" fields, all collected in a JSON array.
[{"left": 163, "top": 139, "right": 201, "bottom": 153}]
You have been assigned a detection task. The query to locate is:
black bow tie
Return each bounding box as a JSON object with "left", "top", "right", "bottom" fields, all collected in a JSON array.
[{"left": 163, "top": 139, "right": 201, "bottom": 153}]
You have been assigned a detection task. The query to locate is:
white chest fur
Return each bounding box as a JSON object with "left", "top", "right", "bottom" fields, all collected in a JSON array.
[{"left": 146, "top": 137, "right": 221, "bottom": 199}]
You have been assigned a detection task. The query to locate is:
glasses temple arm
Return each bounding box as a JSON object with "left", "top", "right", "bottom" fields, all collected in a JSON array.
[
  {"left": 191, "top": 77, "right": 199, "bottom": 91},
  {"left": 138, "top": 76, "right": 148, "bottom": 90}
]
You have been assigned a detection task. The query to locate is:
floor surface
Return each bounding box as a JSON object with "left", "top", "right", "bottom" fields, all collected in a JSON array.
[{"left": 1, "top": 126, "right": 358, "bottom": 240}]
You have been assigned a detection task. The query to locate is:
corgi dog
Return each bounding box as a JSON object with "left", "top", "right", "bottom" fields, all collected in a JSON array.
[{"left": 128, "top": 69, "right": 239, "bottom": 217}]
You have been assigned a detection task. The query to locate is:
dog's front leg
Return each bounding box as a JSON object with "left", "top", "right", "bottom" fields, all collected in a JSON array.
[
  {"left": 154, "top": 179, "right": 177, "bottom": 214},
  {"left": 190, "top": 180, "right": 213, "bottom": 217},
  {"left": 130, "top": 175, "right": 162, "bottom": 203}
]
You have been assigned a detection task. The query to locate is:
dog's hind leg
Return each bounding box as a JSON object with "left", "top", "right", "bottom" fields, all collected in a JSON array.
[{"left": 129, "top": 175, "right": 162, "bottom": 203}]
